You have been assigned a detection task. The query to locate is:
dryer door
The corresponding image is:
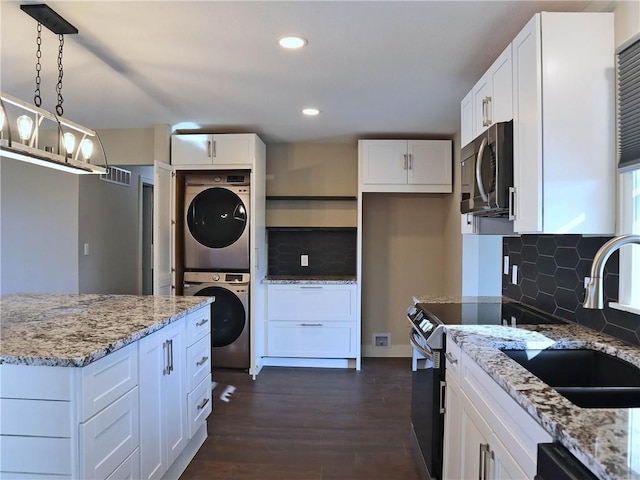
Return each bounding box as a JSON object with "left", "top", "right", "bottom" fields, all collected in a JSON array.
[
  {"left": 193, "top": 286, "right": 246, "bottom": 347},
  {"left": 186, "top": 187, "right": 248, "bottom": 249}
]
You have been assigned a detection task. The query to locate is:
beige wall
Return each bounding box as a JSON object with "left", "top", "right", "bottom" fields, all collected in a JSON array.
[
  {"left": 98, "top": 124, "right": 170, "bottom": 166},
  {"left": 361, "top": 192, "right": 450, "bottom": 356},
  {"left": 266, "top": 143, "right": 358, "bottom": 227}
]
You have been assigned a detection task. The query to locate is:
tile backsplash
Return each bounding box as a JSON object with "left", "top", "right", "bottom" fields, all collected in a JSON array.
[
  {"left": 267, "top": 228, "right": 356, "bottom": 277},
  {"left": 503, "top": 235, "right": 640, "bottom": 345}
]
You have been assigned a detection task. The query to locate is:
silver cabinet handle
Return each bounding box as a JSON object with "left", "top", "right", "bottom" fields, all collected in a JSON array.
[
  {"left": 481, "top": 98, "right": 487, "bottom": 127},
  {"left": 475, "top": 136, "right": 489, "bottom": 202},
  {"left": 508, "top": 186, "right": 516, "bottom": 221},
  {"left": 478, "top": 443, "right": 485, "bottom": 480},
  {"left": 300, "top": 323, "right": 323, "bottom": 327},
  {"left": 408, "top": 153, "right": 413, "bottom": 170},
  {"left": 444, "top": 351, "right": 458, "bottom": 365},
  {"left": 207, "top": 140, "right": 212, "bottom": 158},
  {"left": 213, "top": 140, "right": 217, "bottom": 158},
  {"left": 300, "top": 286, "right": 322, "bottom": 289},
  {"left": 484, "top": 96, "right": 492, "bottom": 126},
  {"left": 197, "top": 397, "right": 210, "bottom": 411},
  {"left": 439, "top": 381, "right": 446, "bottom": 414},
  {"left": 403, "top": 153, "right": 408, "bottom": 170},
  {"left": 163, "top": 340, "right": 170, "bottom": 375},
  {"left": 466, "top": 214, "right": 472, "bottom": 226},
  {"left": 196, "top": 356, "right": 209, "bottom": 367},
  {"left": 196, "top": 318, "right": 209, "bottom": 327},
  {"left": 168, "top": 339, "right": 174, "bottom": 374}
]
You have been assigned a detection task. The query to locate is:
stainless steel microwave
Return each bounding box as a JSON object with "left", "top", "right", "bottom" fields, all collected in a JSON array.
[{"left": 460, "top": 121, "right": 513, "bottom": 216}]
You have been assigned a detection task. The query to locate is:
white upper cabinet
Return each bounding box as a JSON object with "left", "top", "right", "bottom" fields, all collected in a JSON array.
[
  {"left": 511, "top": 12, "right": 615, "bottom": 234},
  {"left": 461, "top": 44, "right": 512, "bottom": 148},
  {"left": 359, "top": 139, "right": 452, "bottom": 193},
  {"left": 171, "top": 133, "right": 257, "bottom": 167}
]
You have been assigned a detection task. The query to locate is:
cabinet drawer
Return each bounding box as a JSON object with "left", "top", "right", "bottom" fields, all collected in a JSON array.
[
  {"left": 0, "top": 363, "right": 72, "bottom": 400},
  {"left": 0, "top": 436, "right": 72, "bottom": 475},
  {"left": 0, "top": 398, "right": 71, "bottom": 437},
  {"left": 79, "top": 386, "right": 139, "bottom": 480},
  {"left": 105, "top": 447, "right": 140, "bottom": 480},
  {"left": 186, "top": 306, "right": 212, "bottom": 346},
  {"left": 186, "top": 334, "right": 211, "bottom": 391},
  {"left": 187, "top": 374, "right": 212, "bottom": 439},
  {"left": 444, "top": 334, "right": 462, "bottom": 383},
  {"left": 267, "top": 284, "right": 356, "bottom": 322},
  {"left": 267, "top": 322, "right": 356, "bottom": 358},
  {"left": 79, "top": 342, "right": 138, "bottom": 422}
]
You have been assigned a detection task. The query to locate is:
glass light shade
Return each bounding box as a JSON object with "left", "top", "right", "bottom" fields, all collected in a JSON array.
[
  {"left": 17, "top": 115, "right": 33, "bottom": 143},
  {"left": 63, "top": 132, "right": 76, "bottom": 157},
  {"left": 80, "top": 138, "right": 93, "bottom": 161}
]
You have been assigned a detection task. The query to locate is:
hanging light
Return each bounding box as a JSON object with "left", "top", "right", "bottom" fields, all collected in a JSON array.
[
  {"left": 80, "top": 138, "right": 93, "bottom": 161},
  {"left": 16, "top": 115, "right": 33, "bottom": 144},
  {"left": 0, "top": 4, "right": 107, "bottom": 175}
]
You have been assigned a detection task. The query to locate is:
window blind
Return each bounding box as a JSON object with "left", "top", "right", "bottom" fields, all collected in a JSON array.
[{"left": 618, "top": 37, "right": 640, "bottom": 173}]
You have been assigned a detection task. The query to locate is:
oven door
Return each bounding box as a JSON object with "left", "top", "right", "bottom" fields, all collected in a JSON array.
[{"left": 410, "top": 330, "right": 445, "bottom": 480}]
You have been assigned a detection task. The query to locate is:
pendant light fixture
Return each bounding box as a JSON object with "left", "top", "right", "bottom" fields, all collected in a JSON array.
[{"left": 0, "top": 4, "right": 108, "bottom": 175}]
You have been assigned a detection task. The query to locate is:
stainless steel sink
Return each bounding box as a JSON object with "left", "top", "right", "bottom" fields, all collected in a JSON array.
[{"left": 501, "top": 349, "right": 640, "bottom": 408}]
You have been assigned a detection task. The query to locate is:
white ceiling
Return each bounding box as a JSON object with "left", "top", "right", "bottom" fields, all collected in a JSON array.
[{"left": 0, "top": 0, "right": 612, "bottom": 144}]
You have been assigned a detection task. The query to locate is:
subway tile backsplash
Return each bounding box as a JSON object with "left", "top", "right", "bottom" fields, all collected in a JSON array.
[
  {"left": 268, "top": 228, "right": 357, "bottom": 277},
  {"left": 503, "top": 235, "right": 640, "bottom": 346}
]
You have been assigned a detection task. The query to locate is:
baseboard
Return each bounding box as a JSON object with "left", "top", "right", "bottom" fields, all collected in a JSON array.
[
  {"left": 161, "top": 422, "right": 207, "bottom": 480},
  {"left": 261, "top": 357, "right": 353, "bottom": 368},
  {"left": 361, "top": 344, "right": 412, "bottom": 357}
]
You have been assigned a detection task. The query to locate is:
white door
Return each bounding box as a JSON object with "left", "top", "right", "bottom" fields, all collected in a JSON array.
[
  {"left": 408, "top": 140, "right": 451, "bottom": 186},
  {"left": 490, "top": 45, "right": 513, "bottom": 126},
  {"left": 171, "top": 134, "right": 213, "bottom": 165},
  {"left": 460, "top": 90, "right": 474, "bottom": 147},
  {"left": 153, "top": 161, "right": 174, "bottom": 296},
  {"left": 163, "top": 321, "right": 187, "bottom": 466},
  {"left": 360, "top": 140, "right": 408, "bottom": 185},
  {"left": 211, "top": 134, "right": 253, "bottom": 165}
]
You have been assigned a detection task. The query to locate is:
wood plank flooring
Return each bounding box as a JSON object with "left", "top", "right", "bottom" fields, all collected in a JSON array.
[{"left": 180, "top": 358, "right": 421, "bottom": 480}]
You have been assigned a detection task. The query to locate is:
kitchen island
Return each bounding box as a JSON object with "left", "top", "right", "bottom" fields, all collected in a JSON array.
[
  {"left": 0, "top": 293, "right": 215, "bottom": 480},
  {"left": 445, "top": 322, "right": 640, "bottom": 480}
]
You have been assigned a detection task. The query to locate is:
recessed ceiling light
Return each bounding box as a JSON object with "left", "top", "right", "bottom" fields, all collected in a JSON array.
[
  {"left": 302, "top": 108, "right": 320, "bottom": 116},
  {"left": 279, "top": 36, "right": 307, "bottom": 49}
]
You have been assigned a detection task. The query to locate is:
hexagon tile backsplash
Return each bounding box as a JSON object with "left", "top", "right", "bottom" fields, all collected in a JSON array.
[{"left": 503, "top": 234, "right": 640, "bottom": 345}]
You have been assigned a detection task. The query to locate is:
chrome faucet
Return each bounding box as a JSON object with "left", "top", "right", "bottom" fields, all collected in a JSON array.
[{"left": 583, "top": 234, "right": 640, "bottom": 309}]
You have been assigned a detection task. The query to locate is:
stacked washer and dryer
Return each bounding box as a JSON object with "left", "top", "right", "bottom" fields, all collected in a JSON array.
[{"left": 182, "top": 171, "right": 250, "bottom": 369}]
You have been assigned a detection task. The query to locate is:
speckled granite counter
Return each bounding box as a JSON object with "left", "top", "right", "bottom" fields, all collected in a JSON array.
[
  {"left": 0, "top": 294, "right": 214, "bottom": 367},
  {"left": 446, "top": 323, "right": 640, "bottom": 480},
  {"left": 263, "top": 275, "right": 357, "bottom": 284}
]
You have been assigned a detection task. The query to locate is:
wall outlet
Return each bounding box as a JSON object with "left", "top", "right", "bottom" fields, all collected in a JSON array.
[
  {"left": 503, "top": 255, "right": 510, "bottom": 275},
  {"left": 83, "top": 243, "right": 90, "bottom": 256},
  {"left": 301, "top": 254, "right": 309, "bottom": 267},
  {"left": 373, "top": 333, "right": 390, "bottom": 347},
  {"left": 511, "top": 264, "right": 518, "bottom": 285}
]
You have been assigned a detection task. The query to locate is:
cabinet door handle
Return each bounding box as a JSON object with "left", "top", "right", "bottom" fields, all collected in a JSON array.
[
  {"left": 300, "top": 286, "right": 322, "bottom": 289},
  {"left": 403, "top": 154, "right": 408, "bottom": 170},
  {"left": 508, "top": 186, "right": 516, "bottom": 221},
  {"left": 485, "top": 446, "right": 494, "bottom": 480},
  {"left": 207, "top": 140, "right": 212, "bottom": 158},
  {"left": 197, "top": 397, "right": 210, "bottom": 411},
  {"left": 439, "top": 380, "right": 446, "bottom": 414},
  {"left": 168, "top": 339, "right": 174, "bottom": 374},
  {"left": 196, "top": 318, "right": 209, "bottom": 327},
  {"left": 444, "top": 351, "right": 458, "bottom": 365},
  {"left": 300, "top": 323, "right": 323, "bottom": 327},
  {"left": 196, "top": 356, "right": 209, "bottom": 367},
  {"left": 479, "top": 443, "right": 490, "bottom": 480},
  {"left": 408, "top": 153, "right": 413, "bottom": 170},
  {"left": 484, "top": 96, "right": 492, "bottom": 126},
  {"left": 466, "top": 214, "right": 472, "bottom": 226},
  {"left": 213, "top": 140, "right": 217, "bottom": 158},
  {"left": 163, "top": 340, "right": 170, "bottom": 375}
]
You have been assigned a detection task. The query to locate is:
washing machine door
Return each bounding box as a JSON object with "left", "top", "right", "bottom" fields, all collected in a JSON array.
[
  {"left": 186, "top": 187, "right": 248, "bottom": 249},
  {"left": 192, "top": 286, "right": 246, "bottom": 347}
]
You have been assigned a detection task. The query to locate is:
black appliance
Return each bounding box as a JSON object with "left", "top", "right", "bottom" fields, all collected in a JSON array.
[
  {"left": 407, "top": 300, "right": 565, "bottom": 480},
  {"left": 460, "top": 121, "right": 513, "bottom": 217},
  {"left": 535, "top": 443, "right": 597, "bottom": 479}
]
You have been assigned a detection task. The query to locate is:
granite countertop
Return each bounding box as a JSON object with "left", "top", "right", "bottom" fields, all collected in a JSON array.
[
  {"left": 0, "top": 293, "right": 214, "bottom": 367},
  {"left": 446, "top": 323, "right": 640, "bottom": 480},
  {"left": 263, "top": 275, "right": 357, "bottom": 284}
]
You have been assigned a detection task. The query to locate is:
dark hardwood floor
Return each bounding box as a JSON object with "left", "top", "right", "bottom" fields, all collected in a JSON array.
[{"left": 180, "top": 358, "right": 421, "bottom": 480}]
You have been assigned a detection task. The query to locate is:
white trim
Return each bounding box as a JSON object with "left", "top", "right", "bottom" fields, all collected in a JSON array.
[
  {"left": 618, "top": 169, "right": 640, "bottom": 309},
  {"left": 609, "top": 302, "right": 640, "bottom": 316}
]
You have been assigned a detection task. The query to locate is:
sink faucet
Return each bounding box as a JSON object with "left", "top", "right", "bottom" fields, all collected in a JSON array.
[{"left": 583, "top": 234, "right": 640, "bottom": 309}]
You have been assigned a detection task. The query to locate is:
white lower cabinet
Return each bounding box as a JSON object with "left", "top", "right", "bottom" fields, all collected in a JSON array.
[
  {"left": 139, "top": 320, "right": 187, "bottom": 480},
  {"left": 0, "top": 304, "right": 212, "bottom": 480},
  {"left": 266, "top": 283, "right": 357, "bottom": 359},
  {"left": 443, "top": 333, "right": 552, "bottom": 480}
]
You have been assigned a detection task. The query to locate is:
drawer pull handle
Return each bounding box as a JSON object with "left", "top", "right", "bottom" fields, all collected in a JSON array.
[
  {"left": 444, "top": 352, "right": 458, "bottom": 365},
  {"left": 196, "top": 318, "right": 209, "bottom": 327},
  {"left": 300, "top": 286, "right": 322, "bottom": 289},
  {"left": 197, "top": 398, "right": 210, "bottom": 411},
  {"left": 300, "top": 323, "right": 323, "bottom": 327},
  {"left": 196, "top": 356, "right": 209, "bottom": 366}
]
